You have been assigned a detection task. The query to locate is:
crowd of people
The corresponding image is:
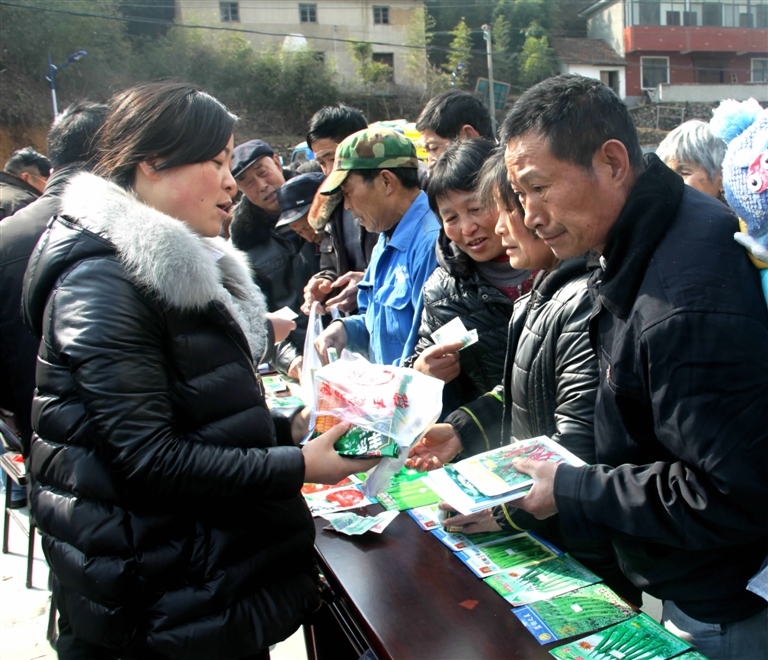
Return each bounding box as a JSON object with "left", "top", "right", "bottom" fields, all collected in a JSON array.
[{"left": 0, "top": 77, "right": 765, "bottom": 660}]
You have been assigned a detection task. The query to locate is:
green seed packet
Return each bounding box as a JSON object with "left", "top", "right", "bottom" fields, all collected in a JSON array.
[
  {"left": 377, "top": 476, "right": 440, "bottom": 511},
  {"left": 548, "top": 612, "right": 691, "bottom": 660},
  {"left": 514, "top": 583, "right": 636, "bottom": 645},
  {"left": 333, "top": 425, "right": 400, "bottom": 458},
  {"left": 484, "top": 555, "right": 601, "bottom": 606}
]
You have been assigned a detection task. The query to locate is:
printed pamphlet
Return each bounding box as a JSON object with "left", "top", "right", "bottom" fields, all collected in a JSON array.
[
  {"left": 431, "top": 528, "right": 515, "bottom": 552},
  {"left": 548, "top": 613, "right": 691, "bottom": 660},
  {"left": 454, "top": 436, "right": 586, "bottom": 498},
  {"left": 424, "top": 465, "right": 530, "bottom": 516},
  {"left": 303, "top": 483, "right": 376, "bottom": 517},
  {"left": 377, "top": 476, "right": 441, "bottom": 511},
  {"left": 407, "top": 504, "right": 443, "bottom": 530},
  {"left": 302, "top": 475, "right": 361, "bottom": 495},
  {"left": 513, "top": 583, "right": 636, "bottom": 645},
  {"left": 484, "top": 555, "right": 601, "bottom": 606},
  {"left": 455, "top": 532, "right": 562, "bottom": 578}
]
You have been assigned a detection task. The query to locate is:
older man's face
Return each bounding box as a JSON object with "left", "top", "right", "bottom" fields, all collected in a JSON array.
[
  {"left": 504, "top": 133, "right": 620, "bottom": 259},
  {"left": 234, "top": 154, "right": 284, "bottom": 213}
]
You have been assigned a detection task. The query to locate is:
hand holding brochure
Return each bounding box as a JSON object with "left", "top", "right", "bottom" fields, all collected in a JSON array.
[
  {"left": 424, "top": 436, "right": 586, "bottom": 514},
  {"left": 454, "top": 436, "right": 586, "bottom": 498}
]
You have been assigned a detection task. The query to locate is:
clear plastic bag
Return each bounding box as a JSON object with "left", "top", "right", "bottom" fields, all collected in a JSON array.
[
  {"left": 300, "top": 301, "right": 325, "bottom": 406},
  {"left": 311, "top": 351, "right": 444, "bottom": 497}
]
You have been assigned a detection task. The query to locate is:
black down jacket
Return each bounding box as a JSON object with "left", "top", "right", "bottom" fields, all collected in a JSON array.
[
  {"left": 21, "top": 172, "right": 318, "bottom": 659},
  {"left": 404, "top": 230, "right": 523, "bottom": 413}
]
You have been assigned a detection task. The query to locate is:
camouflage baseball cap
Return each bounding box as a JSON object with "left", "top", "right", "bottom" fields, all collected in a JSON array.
[{"left": 318, "top": 127, "right": 419, "bottom": 195}]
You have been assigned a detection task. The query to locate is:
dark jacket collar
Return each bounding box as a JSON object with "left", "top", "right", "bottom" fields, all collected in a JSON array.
[
  {"left": 534, "top": 254, "right": 590, "bottom": 298},
  {"left": 436, "top": 227, "right": 475, "bottom": 278},
  {"left": 0, "top": 170, "right": 41, "bottom": 197},
  {"left": 598, "top": 154, "right": 685, "bottom": 320},
  {"left": 229, "top": 168, "right": 295, "bottom": 251}
]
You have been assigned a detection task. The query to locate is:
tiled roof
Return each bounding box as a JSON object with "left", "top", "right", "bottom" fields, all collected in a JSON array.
[{"left": 550, "top": 37, "right": 625, "bottom": 66}]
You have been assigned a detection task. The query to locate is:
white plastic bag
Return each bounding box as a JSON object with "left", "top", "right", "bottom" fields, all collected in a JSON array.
[
  {"left": 311, "top": 351, "right": 444, "bottom": 497},
  {"left": 300, "top": 301, "right": 325, "bottom": 406}
]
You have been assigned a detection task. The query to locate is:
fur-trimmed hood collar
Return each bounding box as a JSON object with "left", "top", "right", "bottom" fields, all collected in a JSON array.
[{"left": 25, "top": 171, "right": 268, "bottom": 359}]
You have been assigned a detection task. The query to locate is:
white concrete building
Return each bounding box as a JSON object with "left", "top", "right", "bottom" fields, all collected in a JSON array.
[
  {"left": 550, "top": 37, "right": 627, "bottom": 100},
  {"left": 174, "top": 0, "right": 426, "bottom": 86}
]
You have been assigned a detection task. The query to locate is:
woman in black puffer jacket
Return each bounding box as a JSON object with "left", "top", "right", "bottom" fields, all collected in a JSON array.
[
  {"left": 405, "top": 140, "right": 534, "bottom": 414},
  {"left": 21, "top": 82, "right": 373, "bottom": 659}
]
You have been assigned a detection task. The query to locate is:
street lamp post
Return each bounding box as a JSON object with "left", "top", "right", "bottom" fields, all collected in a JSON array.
[
  {"left": 46, "top": 51, "right": 88, "bottom": 118},
  {"left": 481, "top": 24, "right": 498, "bottom": 136}
]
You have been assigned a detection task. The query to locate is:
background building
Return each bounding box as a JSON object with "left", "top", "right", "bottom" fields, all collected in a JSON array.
[
  {"left": 551, "top": 37, "right": 627, "bottom": 99},
  {"left": 175, "top": 0, "right": 426, "bottom": 86},
  {"left": 580, "top": 0, "right": 768, "bottom": 104}
]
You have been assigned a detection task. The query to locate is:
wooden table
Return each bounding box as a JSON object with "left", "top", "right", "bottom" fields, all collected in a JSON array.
[{"left": 305, "top": 503, "right": 563, "bottom": 660}]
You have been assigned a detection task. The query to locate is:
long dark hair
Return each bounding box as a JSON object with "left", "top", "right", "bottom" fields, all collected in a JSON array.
[{"left": 93, "top": 81, "right": 237, "bottom": 189}]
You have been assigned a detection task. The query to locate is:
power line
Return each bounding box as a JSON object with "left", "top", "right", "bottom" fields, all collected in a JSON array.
[{"left": 0, "top": 0, "right": 503, "bottom": 55}]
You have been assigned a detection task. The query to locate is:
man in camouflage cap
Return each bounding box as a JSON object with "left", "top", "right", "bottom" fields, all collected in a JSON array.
[{"left": 314, "top": 127, "right": 440, "bottom": 365}]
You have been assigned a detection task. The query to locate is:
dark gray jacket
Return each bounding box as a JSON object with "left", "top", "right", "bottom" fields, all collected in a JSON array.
[
  {"left": 0, "top": 171, "right": 40, "bottom": 220},
  {"left": 556, "top": 155, "right": 768, "bottom": 624},
  {"left": 0, "top": 164, "right": 81, "bottom": 451}
]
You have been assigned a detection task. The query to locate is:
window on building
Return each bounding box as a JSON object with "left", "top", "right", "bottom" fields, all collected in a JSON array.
[
  {"left": 600, "top": 70, "right": 620, "bottom": 95},
  {"left": 641, "top": 56, "right": 669, "bottom": 89},
  {"left": 373, "top": 6, "right": 390, "bottom": 25},
  {"left": 666, "top": 10, "right": 681, "bottom": 25},
  {"left": 752, "top": 58, "right": 768, "bottom": 83},
  {"left": 702, "top": 2, "right": 722, "bottom": 26},
  {"left": 372, "top": 52, "right": 394, "bottom": 82},
  {"left": 299, "top": 3, "right": 317, "bottom": 23},
  {"left": 758, "top": 5, "right": 768, "bottom": 28},
  {"left": 639, "top": 1, "right": 661, "bottom": 26},
  {"left": 220, "top": 1, "right": 239, "bottom": 22},
  {"left": 683, "top": 11, "right": 698, "bottom": 26}
]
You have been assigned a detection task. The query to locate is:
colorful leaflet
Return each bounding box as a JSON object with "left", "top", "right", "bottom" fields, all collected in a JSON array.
[
  {"left": 431, "top": 528, "right": 515, "bottom": 552},
  {"left": 513, "top": 583, "right": 636, "bottom": 645},
  {"left": 455, "top": 532, "right": 562, "bottom": 578},
  {"left": 484, "top": 555, "right": 601, "bottom": 606},
  {"left": 407, "top": 504, "right": 443, "bottom": 530},
  {"left": 303, "top": 484, "right": 376, "bottom": 517},
  {"left": 377, "top": 477, "right": 441, "bottom": 511},
  {"left": 548, "top": 613, "right": 691, "bottom": 660},
  {"left": 454, "top": 436, "right": 587, "bottom": 498}
]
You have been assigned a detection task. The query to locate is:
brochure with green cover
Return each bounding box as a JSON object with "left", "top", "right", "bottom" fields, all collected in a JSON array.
[
  {"left": 377, "top": 477, "right": 441, "bottom": 511},
  {"left": 484, "top": 555, "right": 601, "bottom": 606},
  {"left": 548, "top": 613, "right": 691, "bottom": 660},
  {"left": 513, "top": 583, "right": 636, "bottom": 645},
  {"left": 456, "top": 532, "right": 562, "bottom": 578},
  {"left": 431, "top": 528, "right": 514, "bottom": 552},
  {"left": 333, "top": 425, "right": 400, "bottom": 458}
]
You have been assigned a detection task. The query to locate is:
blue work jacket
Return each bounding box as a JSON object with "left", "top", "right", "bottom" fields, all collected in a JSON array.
[{"left": 342, "top": 192, "right": 440, "bottom": 365}]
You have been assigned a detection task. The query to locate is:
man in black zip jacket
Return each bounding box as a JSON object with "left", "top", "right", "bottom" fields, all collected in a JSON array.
[{"left": 501, "top": 75, "right": 767, "bottom": 660}]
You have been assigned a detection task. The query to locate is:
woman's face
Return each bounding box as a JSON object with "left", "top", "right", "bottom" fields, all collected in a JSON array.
[
  {"left": 437, "top": 189, "right": 505, "bottom": 262},
  {"left": 665, "top": 159, "right": 723, "bottom": 199},
  {"left": 142, "top": 135, "right": 237, "bottom": 238},
  {"left": 494, "top": 189, "right": 559, "bottom": 271}
]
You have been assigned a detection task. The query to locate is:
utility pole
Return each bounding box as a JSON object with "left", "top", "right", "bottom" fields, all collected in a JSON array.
[{"left": 481, "top": 24, "right": 498, "bottom": 136}]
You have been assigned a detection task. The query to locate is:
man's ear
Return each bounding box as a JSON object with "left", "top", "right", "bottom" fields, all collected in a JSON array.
[
  {"left": 272, "top": 154, "right": 282, "bottom": 170},
  {"left": 597, "top": 140, "right": 633, "bottom": 188},
  {"left": 137, "top": 159, "right": 164, "bottom": 181},
  {"left": 19, "top": 171, "right": 32, "bottom": 185},
  {"left": 379, "top": 169, "right": 398, "bottom": 195},
  {"left": 458, "top": 124, "right": 481, "bottom": 140}
]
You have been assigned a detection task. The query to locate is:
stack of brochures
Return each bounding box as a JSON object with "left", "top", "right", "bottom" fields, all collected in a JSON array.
[{"left": 423, "top": 436, "right": 586, "bottom": 516}]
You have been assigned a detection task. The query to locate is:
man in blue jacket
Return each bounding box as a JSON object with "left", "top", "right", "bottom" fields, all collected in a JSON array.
[
  {"left": 503, "top": 75, "right": 767, "bottom": 660},
  {"left": 314, "top": 127, "right": 440, "bottom": 366}
]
